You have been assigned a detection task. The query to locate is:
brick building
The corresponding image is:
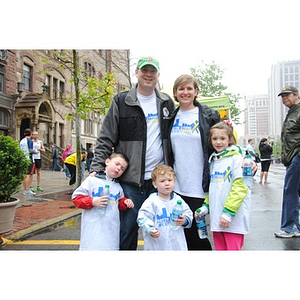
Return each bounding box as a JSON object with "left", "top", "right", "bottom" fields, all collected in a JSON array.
[{"left": 0, "top": 49, "right": 131, "bottom": 152}]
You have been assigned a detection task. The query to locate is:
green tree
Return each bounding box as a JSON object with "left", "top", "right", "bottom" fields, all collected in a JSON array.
[
  {"left": 43, "top": 50, "right": 116, "bottom": 186},
  {"left": 190, "top": 60, "right": 242, "bottom": 125}
]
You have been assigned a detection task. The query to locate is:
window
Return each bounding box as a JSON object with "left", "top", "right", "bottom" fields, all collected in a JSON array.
[
  {"left": 53, "top": 77, "right": 57, "bottom": 99},
  {"left": 84, "top": 62, "right": 95, "bottom": 78},
  {"left": 23, "top": 64, "right": 31, "bottom": 90},
  {"left": 0, "top": 65, "right": 4, "bottom": 93},
  {"left": 59, "top": 123, "right": 63, "bottom": 147},
  {"left": 59, "top": 81, "right": 64, "bottom": 98},
  {"left": 0, "top": 109, "right": 8, "bottom": 127},
  {"left": 46, "top": 73, "right": 65, "bottom": 100}
]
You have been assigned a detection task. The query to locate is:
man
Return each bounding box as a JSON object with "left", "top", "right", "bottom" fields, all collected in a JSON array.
[
  {"left": 246, "top": 138, "right": 258, "bottom": 178},
  {"left": 246, "top": 139, "right": 256, "bottom": 160},
  {"left": 51, "top": 144, "right": 63, "bottom": 171},
  {"left": 19, "top": 128, "right": 39, "bottom": 196},
  {"left": 275, "top": 86, "right": 300, "bottom": 238},
  {"left": 31, "top": 131, "right": 45, "bottom": 192},
  {"left": 90, "top": 56, "right": 175, "bottom": 250}
]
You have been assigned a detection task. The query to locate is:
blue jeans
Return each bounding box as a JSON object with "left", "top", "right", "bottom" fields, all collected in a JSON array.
[
  {"left": 280, "top": 155, "right": 300, "bottom": 233},
  {"left": 52, "top": 158, "right": 62, "bottom": 171},
  {"left": 120, "top": 180, "right": 156, "bottom": 250}
]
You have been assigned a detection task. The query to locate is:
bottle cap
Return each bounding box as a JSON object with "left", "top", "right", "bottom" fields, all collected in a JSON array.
[
  {"left": 196, "top": 208, "right": 200, "bottom": 213},
  {"left": 105, "top": 184, "right": 110, "bottom": 188},
  {"left": 246, "top": 154, "right": 251, "bottom": 158},
  {"left": 177, "top": 200, "right": 182, "bottom": 205}
]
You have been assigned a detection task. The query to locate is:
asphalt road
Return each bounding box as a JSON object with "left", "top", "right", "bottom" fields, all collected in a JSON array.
[{"left": 2, "top": 163, "right": 300, "bottom": 251}]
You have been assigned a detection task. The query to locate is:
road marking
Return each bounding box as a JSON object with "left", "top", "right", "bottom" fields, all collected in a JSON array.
[
  {"left": 6, "top": 240, "right": 80, "bottom": 245},
  {"left": 4, "top": 239, "right": 145, "bottom": 246}
]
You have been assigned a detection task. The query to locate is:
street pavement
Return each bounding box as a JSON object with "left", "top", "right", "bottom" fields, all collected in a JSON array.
[
  {"left": 1, "top": 169, "right": 79, "bottom": 241},
  {"left": 1, "top": 163, "right": 300, "bottom": 250}
]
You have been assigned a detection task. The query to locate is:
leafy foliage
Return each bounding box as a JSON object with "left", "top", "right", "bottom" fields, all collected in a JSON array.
[
  {"left": 64, "top": 73, "right": 116, "bottom": 121},
  {"left": 0, "top": 135, "right": 31, "bottom": 202},
  {"left": 191, "top": 61, "right": 227, "bottom": 97},
  {"left": 191, "top": 61, "right": 243, "bottom": 124}
]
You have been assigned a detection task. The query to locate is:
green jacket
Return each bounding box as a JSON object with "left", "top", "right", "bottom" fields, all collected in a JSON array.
[{"left": 281, "top": 103, "right": 300, "bottom": 166}]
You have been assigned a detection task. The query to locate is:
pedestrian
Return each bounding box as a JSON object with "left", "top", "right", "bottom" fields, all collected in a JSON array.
[
  {"left": 19, "top": 128, "right": 39, "bottom": 196},
  {"left": 65, "top": 149, "right": 87, "bottom": 185},
  {"left": 274, "top": 86, "right": 300, "bottom": 238},
  {"left": 90, "top": 56, "right": 175, "bottom": 250},
  {"left": 51, "top": 144, "right": 63, "bottom": 171},
  {"left": 31, "top": 131, "right": 45, "bottom": 192},
  {"left": 86, "top": 147, "right": 94, "bottom": 172},
  {"left": 195, "top": 122, "right": 250, "bottom": 250},
  {"left": 258, "top": 138, "right": 273, "bottom": 184},
  {"left": 169, "top": 74, "right": 220, "bottom": 250},
  {"left": 62, "top": 143, "right": 73, "bottom": 179},
  {"left": 246, "top": 138, "right": 256, "bottom": 160},
  {"left": 72, "top": 152, "right": 134, "bottom": 250},
  {"left": 246, "top": 138, "right": 259, "bottom": 177},
  {"left": 137, "top": 164, "right": 193, "bottom": 250}
]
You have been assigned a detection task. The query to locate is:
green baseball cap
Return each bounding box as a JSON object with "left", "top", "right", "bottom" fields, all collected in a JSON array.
[
  {"left": 137, "top": 56, "right": 160, "bottom": 71},
  {"left": 278, "top": 86, "right": 299, "bottom": 96}
]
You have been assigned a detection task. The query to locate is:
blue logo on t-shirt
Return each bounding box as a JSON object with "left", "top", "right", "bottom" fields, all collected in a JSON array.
[
  {"left": 172, "top": 118, "right": 199, "bottom": 133},
  {"left": 211, "top": 166, "right": 232, "bottom": 183},
  {"left": 156, "top": 207, "right": 170, "bottom": 228}
]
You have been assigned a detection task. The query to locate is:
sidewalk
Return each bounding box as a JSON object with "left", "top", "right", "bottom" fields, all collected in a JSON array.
[{"left": 1, "top": 169, "right": 83, "bottom": 241}]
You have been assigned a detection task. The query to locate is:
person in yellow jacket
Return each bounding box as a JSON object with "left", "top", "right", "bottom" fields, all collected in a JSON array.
[{"left": 65, "top": 150, "right": 87, "bottom": 185}]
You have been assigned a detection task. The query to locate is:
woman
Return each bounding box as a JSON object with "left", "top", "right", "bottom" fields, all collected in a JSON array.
[
  {"left": 62, "top": 143, "right": 73, "bottom": 179},
  {"left": 259, "top": 138, "right": 273, "bottom": 184},
  {"left": 169, "top": 74, "right": 220, "bottom": 250}
]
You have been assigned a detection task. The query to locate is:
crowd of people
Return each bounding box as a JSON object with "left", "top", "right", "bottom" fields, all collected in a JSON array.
[{"left": 6, "top": 56, "right": 299, "bottom": 250}]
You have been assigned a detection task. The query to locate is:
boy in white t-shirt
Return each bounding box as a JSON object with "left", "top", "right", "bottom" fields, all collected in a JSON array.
[
  {"left": 137, "top": 164, "right": 193, "bottom": 250},
  {"left": 72, "top": 153, "right": 134, "bottom": 250}
]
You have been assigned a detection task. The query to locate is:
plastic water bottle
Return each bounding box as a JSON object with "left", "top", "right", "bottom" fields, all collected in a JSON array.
[
  {"left": 170, "top": 200, "right": 183, "bottom": 230},
  {"left": 96, "top": 184, "right": 110, "bottom": 216},
  {"left": 243, "top": 154, "right": 253, "bottom": 188},
  {"left": 195, "top": 208, "right": 208, "bottom": 239}
]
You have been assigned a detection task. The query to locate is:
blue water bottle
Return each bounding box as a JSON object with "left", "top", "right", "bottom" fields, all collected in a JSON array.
[
  {"left": 195, "top": 208, "right": 208, "bottom": 239},
  {"left": 243, "top": 154, "right": 253, "bottom": 188},
  {"left": 170, "top": 200, "right": 183, "bottom": 230}
]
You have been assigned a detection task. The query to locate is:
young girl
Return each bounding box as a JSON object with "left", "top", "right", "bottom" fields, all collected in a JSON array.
[
  {"left": 195, "top": 122, "right": 250, "bottom": 250},
  {"left": 137, "top": 164, "right": 193, "bottom": 250},
  {"left": 72, "top": 152, "right": 134, "bottom": 250}
]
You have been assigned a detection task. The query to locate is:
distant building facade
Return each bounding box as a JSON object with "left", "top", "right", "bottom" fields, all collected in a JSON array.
[
  {"left": 268, "top": 59, "right": 300, "bottom": 135},
  {"left": 241, "top": 94, "right": 269, "bottom": 147},
  {"left": 0, "top": 49, "right": 131, "bottom": 151}
]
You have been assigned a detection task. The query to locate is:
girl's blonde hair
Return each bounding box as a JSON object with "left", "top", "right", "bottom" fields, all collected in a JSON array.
[
  {"left": 151, "top": 164, "right": 176, "bottom": 182},
  {"left": 209, "top": 122, "right": 236, "bottom": 147}
]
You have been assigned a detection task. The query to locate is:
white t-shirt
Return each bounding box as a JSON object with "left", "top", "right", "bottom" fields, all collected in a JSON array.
[
  {"left": 137, "top": 92, "right": 163, "bottom": 180},
  {"left": 208, "top": 150, "right": 251, "bottom": 234},
  {"left": 171, "top": 107, "right": 206, "bottom": 198},
  {"left": 19, "top": 137, "right": 30, "bottom": 160},
  {"left": 72, "top": 176, "right": 125, "bottom": 250},
  {"left": 32, "top": 140, "right": 42, "bottom": 160},
  {"left": 137, "top": 192, "right": 193, "bottom": 250}
]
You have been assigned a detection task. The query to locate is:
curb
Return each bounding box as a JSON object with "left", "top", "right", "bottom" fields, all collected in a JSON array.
[{"left": 6, "top": 210, "right": 81, "bottom": 241}]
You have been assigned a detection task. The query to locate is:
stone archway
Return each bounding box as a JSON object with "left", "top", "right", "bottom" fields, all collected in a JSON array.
[{"left": 15, "top": 93, "right": 54, "bottom": 143}]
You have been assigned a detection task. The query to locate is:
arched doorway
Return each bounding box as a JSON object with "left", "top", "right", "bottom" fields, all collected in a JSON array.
[{"left": 20, "top": 118, "right": 31, "bottom": 140}]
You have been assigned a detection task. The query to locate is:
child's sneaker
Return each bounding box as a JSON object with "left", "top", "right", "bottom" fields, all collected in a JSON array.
[
  {"left": 37, "top": 186, "right": 43, "bottom": 192},
  {"left": 30, "top": 187, "right": 36, "bottom": 192}
]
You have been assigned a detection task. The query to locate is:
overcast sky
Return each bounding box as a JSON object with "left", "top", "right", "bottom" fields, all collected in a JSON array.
[
  {"left": 129, "top": 0, "right": 300, "bottom": 96},
  {"left": 4, "top": 0, "right": 300, "bottom": 96}
]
